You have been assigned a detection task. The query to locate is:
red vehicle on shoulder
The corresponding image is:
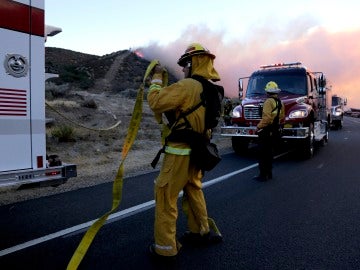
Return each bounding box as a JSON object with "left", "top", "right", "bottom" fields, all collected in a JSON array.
[{"left": 221, "top": 62, "right": 330, "bottom": 158}]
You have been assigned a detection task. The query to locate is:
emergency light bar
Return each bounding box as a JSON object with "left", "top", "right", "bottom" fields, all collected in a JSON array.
[{"left": 260, "top": 62, "right": 302, "bottom": 69}]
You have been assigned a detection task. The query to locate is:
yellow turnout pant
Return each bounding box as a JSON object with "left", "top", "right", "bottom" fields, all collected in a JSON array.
[{"left": 154, "top": 153, "right": 209, "bottom": 256}]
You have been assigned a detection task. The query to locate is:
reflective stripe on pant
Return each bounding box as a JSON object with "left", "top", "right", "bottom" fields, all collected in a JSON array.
[{"left": 154, "top": 153, "right": 209, "bottom": 256}]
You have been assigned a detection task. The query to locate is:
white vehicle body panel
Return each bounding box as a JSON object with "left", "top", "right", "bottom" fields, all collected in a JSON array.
[{"left": 0, "top": 0, "right": 76, "bottom": 187}]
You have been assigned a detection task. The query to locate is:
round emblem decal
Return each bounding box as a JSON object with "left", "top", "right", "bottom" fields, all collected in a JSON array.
[{"left": 4, "top": 54, "right": 29, "bottom": 78}]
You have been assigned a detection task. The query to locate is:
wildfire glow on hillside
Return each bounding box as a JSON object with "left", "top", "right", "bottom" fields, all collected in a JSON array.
[{"left": 138, "top": 25, "right": 360, "bottom": 109}]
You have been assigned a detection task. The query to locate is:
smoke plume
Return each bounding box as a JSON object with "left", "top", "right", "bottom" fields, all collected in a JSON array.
[{"left": 139, "top": 24, "right": 360, "bottom": 109}]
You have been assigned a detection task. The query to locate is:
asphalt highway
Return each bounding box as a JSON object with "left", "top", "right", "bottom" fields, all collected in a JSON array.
[{"left": 1, "top": 116, "right": 360, "bottom": 270}]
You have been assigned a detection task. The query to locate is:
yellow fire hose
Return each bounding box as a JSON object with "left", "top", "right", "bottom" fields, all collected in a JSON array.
[
  {"left": 66, "top": 60, "right": 159, "bottom": 269},
  {"left": 66, "top": 59, "right": 221, "bottom": 269},
  {"left": 45, "top": 102, "right": 121, "bottom": 131}
]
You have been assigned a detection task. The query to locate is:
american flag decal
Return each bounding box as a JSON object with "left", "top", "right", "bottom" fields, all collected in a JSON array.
[{"left": 0, "top": 88, "right": 27, "bottom": 116}]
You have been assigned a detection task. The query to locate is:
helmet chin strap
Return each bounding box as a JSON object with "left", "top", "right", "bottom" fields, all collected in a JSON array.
[{"left": 184, "top": 61, "right": 192, "bottom": 78}]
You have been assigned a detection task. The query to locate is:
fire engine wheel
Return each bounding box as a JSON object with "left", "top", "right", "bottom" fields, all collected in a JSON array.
[
  {"left": 231, "top": 137, "right": 249, "bottom": 155},
  {"left": 301, "top": 123, "right": 315, "bottom": 159},
  {"left": 333, "top": 120, "right": 343, "bottom": 130}
]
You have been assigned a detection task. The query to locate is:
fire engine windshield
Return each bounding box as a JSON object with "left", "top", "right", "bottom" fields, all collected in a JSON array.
[
  {"left": 246, "top": 72, "right": 307, "bottom": 97},
  {"left": 332, "top": 96, "right": 341, "bottom": 106}
]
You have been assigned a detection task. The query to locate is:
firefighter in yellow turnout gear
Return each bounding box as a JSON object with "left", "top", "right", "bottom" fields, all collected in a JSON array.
[
  {"left": 147, "top": 43, "right": 223, "bottom": 258},
  {"left": 254, "top": 81, "right": 285, "bottom": 181}
]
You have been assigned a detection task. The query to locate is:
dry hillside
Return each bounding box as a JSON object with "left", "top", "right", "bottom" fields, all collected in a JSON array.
[{"left": 0, "top": 48, "right": 231, "bottom": 205}]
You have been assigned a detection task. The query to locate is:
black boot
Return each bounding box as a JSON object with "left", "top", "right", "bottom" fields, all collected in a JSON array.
[{"left": 252, "top": 174, "right": 268, "bottom": 182}]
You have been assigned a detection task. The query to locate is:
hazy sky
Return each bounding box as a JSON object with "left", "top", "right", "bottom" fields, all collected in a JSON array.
[{"left": 45, "top": 0, "right": 360, "bottom": 108}]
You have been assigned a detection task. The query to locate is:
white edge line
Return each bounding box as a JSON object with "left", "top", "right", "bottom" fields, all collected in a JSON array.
[{"left": 1, "top": 155, "right": 289, "bottom": 257}]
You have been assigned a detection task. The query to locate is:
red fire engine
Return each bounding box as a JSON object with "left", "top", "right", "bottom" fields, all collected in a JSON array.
[{"left": 221, "top": 62, "right": 330, "bottom": 158}]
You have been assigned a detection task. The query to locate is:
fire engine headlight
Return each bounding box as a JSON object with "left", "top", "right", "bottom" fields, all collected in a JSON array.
[
  {"left": 289, "top": 109, "right": 308, "bottom": 118},
  {"left": 333, "top": 108, "right": 342, "bottom": 116},
  {"left": 231, "top": 106, "right": 242, "bottom": 118}
]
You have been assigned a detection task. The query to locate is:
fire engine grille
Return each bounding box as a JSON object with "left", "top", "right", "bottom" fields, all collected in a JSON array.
[{"left": 244, "top": 106, "right": 262, "bottom": 120}]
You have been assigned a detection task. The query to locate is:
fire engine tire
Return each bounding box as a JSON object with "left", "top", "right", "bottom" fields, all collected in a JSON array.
[
  {"left": 300, "top": 122, "right": 315, "bottom": 159},
  {"left": 334, "top": 120, "right": 342, "bottom": 130},
  {"left": 231, "top": 137, "right": 249, "bottom": 155}
]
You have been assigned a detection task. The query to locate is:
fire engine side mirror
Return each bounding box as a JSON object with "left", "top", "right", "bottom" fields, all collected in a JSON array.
[
  {"left": 344, "top": 98, "right": 347, "bottom": 106},
  {"left": 238, "top": 79, "right": 244, "bottom": 98},
  {"left": 318, "top": 74, "right": 326, "bottom": 88}
]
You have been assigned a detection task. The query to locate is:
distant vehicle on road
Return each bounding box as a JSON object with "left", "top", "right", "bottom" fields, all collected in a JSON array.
[{"left": 331, "top": 95, "right": 347, "bottom": 129}]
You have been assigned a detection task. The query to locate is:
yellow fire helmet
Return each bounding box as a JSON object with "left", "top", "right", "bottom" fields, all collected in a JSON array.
[
  {"left": 265, "top": 81, "right": 281, "bottom": 93},
  {"left": 177, "top": 43, "right": 215, "bottom": 67}
]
